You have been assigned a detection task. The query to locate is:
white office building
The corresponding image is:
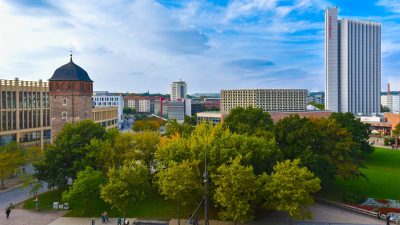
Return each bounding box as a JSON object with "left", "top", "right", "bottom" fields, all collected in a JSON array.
[
  {"left": 92, "top": 94, "right": 124, "bottom": 123},
  {"left": 381, "top": 95, "right": 400, "bottom": 112},
  {"left": 325, "top": 7, "right": 381, "bottom": 115},
  {"left": 170, "top": 80, "right": 187, "bottom": 101}
]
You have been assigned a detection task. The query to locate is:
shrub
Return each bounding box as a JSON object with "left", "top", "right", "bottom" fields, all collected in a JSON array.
[{"left": 342, "top": 191, "right": 366, "bottom": 204}]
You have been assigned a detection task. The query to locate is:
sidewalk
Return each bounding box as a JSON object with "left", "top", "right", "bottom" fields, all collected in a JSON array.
[{"left": 0, "top": 176, "right": 25, "bottom": 194}]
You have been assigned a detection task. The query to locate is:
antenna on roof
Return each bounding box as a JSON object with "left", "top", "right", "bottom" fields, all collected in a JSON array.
[{"left": 70, "top": 50, "right": 73, "bottom": 62}]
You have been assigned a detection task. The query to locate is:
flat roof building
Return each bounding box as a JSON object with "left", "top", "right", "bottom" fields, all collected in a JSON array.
[{"left": 220, "top": 89, "right": 308, "bottom": 113}]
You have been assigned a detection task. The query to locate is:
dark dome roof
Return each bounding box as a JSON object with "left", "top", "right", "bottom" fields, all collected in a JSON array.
[{"left": 49, "top": 58, "right": 93, "bottom": 82}]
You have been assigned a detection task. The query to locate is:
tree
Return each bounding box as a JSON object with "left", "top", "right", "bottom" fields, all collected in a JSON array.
[
  {"left": 35, "top": 120, "right": 106, "bottom": 190},
  {"left": 62, "top": 167, "right": 105, "bottom": 214},
  {"left": 381, "top": 105, "right": 390, "bottom": 112},
  {"left": 165, "top": 119, "right": 193, "bottom": 137},
  {"left": 21, "top": 174, "right": 43, "bottom": 197},
  {"left": 212, "top": 157, "right": 258, "bottom": 224},
  {"left": 100, "top": 161, "right": 149, "bottom": 219},
  {"left": 156, "top": 160, "right": 202, "bottom": 225},
  {"left": 309, "top": 102, "right": 324, "bottom": 110},
  {"left": 262, "top": 159, "right": 320, "bottom": 224},
  {"left": 184, "top": 115, "right": 197, "bottom": 126},
  {"left": 132, "top": 118, "right": 165, "bottom": 132},
  {"left": 123, "top": 107, "right": 136, "bottom": 115},
  {"left": 224, "top": 106, "right": 273, "bottom": 136},
  {"left": 393, "top": 123, "right": 400, "bottom": 146},
  {"left": 0, "top": 142, "right": 25, "bottom": 189}
]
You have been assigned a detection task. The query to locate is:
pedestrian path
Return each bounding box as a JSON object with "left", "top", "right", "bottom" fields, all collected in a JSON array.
[{"left": 1, "top": 209, "right": 65, "bottom": 225}]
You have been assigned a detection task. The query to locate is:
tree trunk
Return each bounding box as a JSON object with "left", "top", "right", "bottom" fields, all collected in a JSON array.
[
  {"left": 178, "top": 200, "right": 181, "bottom": 225},
  {"left": 289, "top": 215, "right": 292, "bottom": 225}
]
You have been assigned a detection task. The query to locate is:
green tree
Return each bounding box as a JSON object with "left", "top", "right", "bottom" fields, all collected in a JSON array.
[
  {"left": 184, "top": 115, "right": 197, "bottom": 126},
  {"left": 123, "top": 107, "right": 136, "bottom": 115},
  {"left": 212, "top": 157, "right": 258, "bottom": 223},
  {"left": 262, "top": 159, "right": 321, "bottom": 224},
  {"left": 0, "top": 142, "right": 25, "bottom": 189},
  {"left": 62, "top": 167, "right": 105, "bottom": 214},
  {"left": 21, "top": 174, "right": 43, "bottom": 197},
  {"left": 165, "top": 119, "right": 193, "bottom": 137},
  {"left": 132, "top": 118, "right": 165, "bottom": 132},
  {"left": 100, "top": 161, "right": 149, "bottom": 219},
  {"left": 156, "top": 160, "right": 202, "bottom": 225},
  {"left": 224, "top": 106, "right": 273, "bottom": 136},
  {"left": 381, "top": 105, "right": 390, "bottom": 112},
  {"left": 35, "top": 120, "right": 106, "bottom": 190}
]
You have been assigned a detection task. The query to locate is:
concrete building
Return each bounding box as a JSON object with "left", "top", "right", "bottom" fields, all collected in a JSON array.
[
  {"left": 196, "top": 112, "right": 226, "bottom": 125},
  {"left": 307, "top": 94, "right": 325, "bottom": 105},
  {"left": 381, "top": 95, "right": 400, "bottom": 113},
  {"left": 0, "top": 78, "right": 50, "bottom": 147},
  {"left": 167, "top": 99, "right": 191, "bottom": 122},
  {"left": 154, "top": 97, "right": 168, "bottom": 118},
  {"left": 92, "top": 93, "right": 124, "bottom": 123},
  {"left": 220, "top": 89, "right": 308, "bottom": 113},
  {"left": 203, "top": 98, "right": 220, "bottom": 111},
  {"left": 170, "top": 80, "right": 187, "bottom": 101},
  {"left": 123, "top": 96, "right": 160, "bottom": 114},
  {"left": 325, "top": 7, "right": 381, "bottom": 115}
]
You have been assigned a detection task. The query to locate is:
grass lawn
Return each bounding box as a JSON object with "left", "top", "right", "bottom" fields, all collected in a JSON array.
[
  {"left": 321, "top": 147, "right": 400, "bottom": 201},
  {"left": 24, "top": 189, "right": 219, "bottom": 219}
]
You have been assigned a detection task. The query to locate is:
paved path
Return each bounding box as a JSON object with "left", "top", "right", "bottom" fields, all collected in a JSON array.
[
  {"left": 0, "top": 184, "right": 49, "bottom": 209},
  {"left": 0, "top": 209, "right": 65, "bottom": 225}
]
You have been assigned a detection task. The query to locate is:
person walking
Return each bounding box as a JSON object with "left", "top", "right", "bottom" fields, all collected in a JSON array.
[
  {"left": 5, "top": 207, "right": 11, "bottom": 219},
  {"left": 117, "top": 217, "right": 122, "bottom": 225},
  {"left": 101, "top": 211, "right": 106, "bottom": 224},
  {"left": 387, "top": 214, "right": 391, "bottom": 225}
]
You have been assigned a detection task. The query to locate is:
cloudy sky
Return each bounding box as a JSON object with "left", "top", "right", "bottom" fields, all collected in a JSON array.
[{"left": 0, "top": 0, "right": 399, "bottom": 94}]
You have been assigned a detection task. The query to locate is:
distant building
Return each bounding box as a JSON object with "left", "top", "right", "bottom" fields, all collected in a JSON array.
[
  {"left": 197, "top": 112, "right": 226, "bottom": 125},
  {"left": 203, "top": 98, "right": 220, "bottom": 111},
  {"left": 92, "top": 94, "right": 124, "bottom": 123},
  {"left": 154, "top": 97, "right": 168, "bottom": 118},
  {"left": 307, "top": 94, "right": 325, "bottom": 105},
  {"left": 123, "top": 96, "right": 160, "bottom": 113},
  {"left": 170, "top": 80, "right": 187, "bottom": 101},
  {"left": 325, "top": 7, "right": 381, "bottom": 115},
  {"left": 381, "top": 95, "right": 400, "bottom": 112},
  {"left": 220, "top": 89, "right": 308, "bottom": 113},
  {"left": 191, "top": 98, "right": 205, "bottom": 116},
  {"left": 167, "top": 99, "right": 191, "bottom": 122},
  {"left": 269, "top": 111, "right": 333, "bottom": 123}
]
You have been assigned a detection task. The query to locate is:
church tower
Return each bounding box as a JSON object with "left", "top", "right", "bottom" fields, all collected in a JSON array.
[{"left": 49, "top": 55, "right": 93, "bottom": 141}]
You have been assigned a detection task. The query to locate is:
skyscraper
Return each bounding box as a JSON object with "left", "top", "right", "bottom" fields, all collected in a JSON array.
[
  {"left": 170, "top": 79, "right": 187, "bottom": 101},
  {"left": 325, "top": 7, "right": 381, "bottom": 115}
]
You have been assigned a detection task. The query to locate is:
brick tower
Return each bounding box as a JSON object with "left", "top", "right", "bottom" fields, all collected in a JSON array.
[{"left": 49, "top": 55, "right": 93, "bottom": 141}]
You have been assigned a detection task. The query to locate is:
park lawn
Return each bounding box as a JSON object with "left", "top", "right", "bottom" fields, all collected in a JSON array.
[
  {"left": 322, "top": 147, "right": 400, "bottom": 201},
  {"left": 24, "top": 189, "right": 218, "bottom": 219}
]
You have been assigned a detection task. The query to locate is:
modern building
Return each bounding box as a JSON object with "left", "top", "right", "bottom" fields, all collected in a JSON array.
[
  {"left": 307, "top": 94, "right": 325, "bottom": 105},
  {"left": 220, "top": 89, "right": 308, "bottom": 113},
  {"left": 191, "top": 98, "right": 205, "bottom": 115},
  {"left": 167, "top": 99, "right": 191, "bottom": 122},
  {"left": 196, "top": 112, "right": 226, "bottom": 125},
  {"left": 203, "top": 98, "right": 220, "bottom": 111},
  {"left": 154, "top": 97, "right": 168, "bottom": 118},
  {"left": 124, "top": 96, "right": 160, "bottom": 114},
  {"left": 325, "top": 7, "right": 381, "bottom": 115},
  {"left": 269, "top": 111, "right": 333, "bottom": 123},
  {"left": 0, "top": 78, "right": 51, "bottom": 148},
  {"left": 92, "top": 93, "right": 124, "bottom": 123},
  {"left": 170, "top": 80, "right": 187, "bottom": 101}
]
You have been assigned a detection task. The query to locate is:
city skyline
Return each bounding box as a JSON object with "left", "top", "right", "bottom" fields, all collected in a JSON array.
[{"left": 0, "top": 0, "right": 399, "bottom": 93}]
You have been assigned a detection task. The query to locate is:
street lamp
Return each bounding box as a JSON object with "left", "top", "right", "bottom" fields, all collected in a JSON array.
[{"left": 203, "top": 147, "right": 209, "bottom": 225}]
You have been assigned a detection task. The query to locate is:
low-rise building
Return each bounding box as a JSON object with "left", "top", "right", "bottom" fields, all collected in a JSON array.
[
  {"left": 196, "top": 112, "right": 226, "bottom": 125},
  {"left": 92, "top": 93, "right": 124, "bottom": 123},
  {"left": 381, "top": 95, "right": 400, "bottom": 112},
  {"left": 221, "top": 89, "right": 308, "bottom": 113}
]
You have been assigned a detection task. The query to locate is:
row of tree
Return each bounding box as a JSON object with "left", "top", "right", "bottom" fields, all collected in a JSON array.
[{"left": 34, "top": 107, "right": 372, "bottom": 223}]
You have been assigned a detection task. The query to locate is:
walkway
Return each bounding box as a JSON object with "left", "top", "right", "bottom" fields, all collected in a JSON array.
[
  {"left": 0, "top": 184, "right": 49, "bottom": 209},
  {"left": 0, "top": 209, "right": 65, "bottom": 225}
]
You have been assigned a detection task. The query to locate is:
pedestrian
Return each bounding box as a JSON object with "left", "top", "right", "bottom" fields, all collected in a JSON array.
[
  {"left": 189, "top": 214, "right": 193, "bottom": 225},
  {"left": 117, "top": 217, "right": 122, "bottom": 225},
  {"left": 104, "top": 211, "right": 109, "bottom": 222},
  {"left": 387, "top": 214, "right": 391, "bottom": 225},
  {"left": 101, "top": 211, "right": 106, "bottom": 224},
  {"left": 124, "top": 219, "right": 130, "bottom": 225},
  {"left": 92, "top": 218, "right": 96, "bottom": 225},
  {"left": 5, "top": 207, "right": 11, "bottom": 219}
]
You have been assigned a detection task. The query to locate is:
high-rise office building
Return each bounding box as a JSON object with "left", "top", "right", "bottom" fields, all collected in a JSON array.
[
  {"left": 170, "top": 80, "right": 187, "bottom": 101},
  {"left": 325, "top": 7, "right": 381, "bottom": 115}
]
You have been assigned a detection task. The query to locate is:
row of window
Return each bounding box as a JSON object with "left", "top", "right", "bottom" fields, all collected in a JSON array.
[
  {"left": 0, "top": 91, "right": 50, "bottom": 109},
  {"left": 0, "top": 110, "right": 50, "bottom": 131}
]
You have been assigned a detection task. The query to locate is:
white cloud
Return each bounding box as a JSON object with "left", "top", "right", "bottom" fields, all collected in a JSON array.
[{"left": 377, "top": 0, "right": 400, "bottom": 13}]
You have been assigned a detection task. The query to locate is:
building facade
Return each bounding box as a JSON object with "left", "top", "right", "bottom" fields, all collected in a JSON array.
[
  {"left": 325, "top": 7, "right": 381, "bottom": 115},
  {"left": 220, "top": 89, "right": 308, "bottom": 113},
  {"left": 0, "top": 79, "right": 51, "bottom": 148},
  {"left": 196, "top": 112, "right": 226, "bottom": 125},
  {"left": 170, "top": 80, "right": 187, "bottom": 101},
  {"left": 93, "top": 94, "right": 124, "bottom": 123},
  {"left": 381, "top": 95, "right": 400, "bottom": 112},
  {"left": 123, "top": 96, "right": 160, "bottom": 114}
]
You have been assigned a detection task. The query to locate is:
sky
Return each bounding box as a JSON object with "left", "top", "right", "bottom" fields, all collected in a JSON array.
[{"left": 0, "top": 0, "right": 400, "bottom": 94}]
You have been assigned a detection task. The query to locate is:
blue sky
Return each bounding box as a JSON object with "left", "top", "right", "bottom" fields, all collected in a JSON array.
[{"left": 0, "top": 0, "right": 399, "bottom": 93}]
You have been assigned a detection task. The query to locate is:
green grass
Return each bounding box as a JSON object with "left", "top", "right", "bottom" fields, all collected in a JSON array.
[
  {"left": 23, "top": 189, "right": 218, "bottom": 219},
  {"left": 322, "top": 147, "right": 400, "bottom": 201}
]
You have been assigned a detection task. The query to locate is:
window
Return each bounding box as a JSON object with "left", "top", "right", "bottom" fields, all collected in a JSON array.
[
  {"left": 61, "top": 111, "right": 67, "bottom": 119},
  {"left": 62, "top": 98, "right": 68, "bottom": 106}
]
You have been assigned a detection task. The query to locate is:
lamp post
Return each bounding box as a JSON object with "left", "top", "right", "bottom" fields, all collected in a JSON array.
[{"left": 203, "top": 147, "right": 209, "bottom": 225}]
